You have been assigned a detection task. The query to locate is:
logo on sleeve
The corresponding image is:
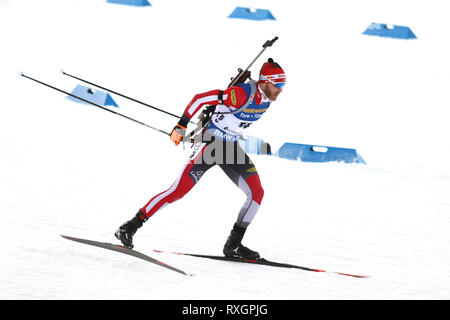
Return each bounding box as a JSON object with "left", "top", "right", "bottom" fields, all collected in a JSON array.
[{"left": 230, "top": 90, "right": 237, "bottom": 105}]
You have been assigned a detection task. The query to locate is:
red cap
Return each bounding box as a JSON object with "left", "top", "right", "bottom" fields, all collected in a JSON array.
[{"left": 259, "top": 58, "right": 286, "bottom": 85}]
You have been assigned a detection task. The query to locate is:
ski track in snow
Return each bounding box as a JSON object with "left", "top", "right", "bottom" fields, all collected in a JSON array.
[{"left": 1, "top": 0, "right": 449, "bottom": 300}]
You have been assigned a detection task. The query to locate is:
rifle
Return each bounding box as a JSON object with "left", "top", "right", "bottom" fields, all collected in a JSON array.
[{"left": 185, "top": 36, "right": 279, "bottom": 143}]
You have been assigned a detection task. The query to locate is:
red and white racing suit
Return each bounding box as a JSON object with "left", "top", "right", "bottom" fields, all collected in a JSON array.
[{"left": 141, "top": 80, "right": 271, "bottom": 228}]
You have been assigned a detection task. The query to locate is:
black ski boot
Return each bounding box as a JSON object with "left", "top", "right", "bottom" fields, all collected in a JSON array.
[
  {"left": 114, "top": 209, "right": 147, "bottom": 249},
  {"left": 223, "top": 223, "right": 261, "bottom": 260}
]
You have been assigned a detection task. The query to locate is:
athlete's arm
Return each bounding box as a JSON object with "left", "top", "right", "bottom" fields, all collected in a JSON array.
[{"left": 177, "top": 86, "right": 248, "bottom": 127}]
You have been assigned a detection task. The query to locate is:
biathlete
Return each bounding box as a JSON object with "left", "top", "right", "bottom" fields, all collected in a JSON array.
[{"left": 115, "top": 58, "right": 286, "bottom": 259}]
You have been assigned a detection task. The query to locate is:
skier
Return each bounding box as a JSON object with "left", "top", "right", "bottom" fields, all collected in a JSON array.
[{"left": 115, "top": 58, "right": 286, "bottom": 259}]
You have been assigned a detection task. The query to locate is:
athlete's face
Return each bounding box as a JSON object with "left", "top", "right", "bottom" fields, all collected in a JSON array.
[{"left": 261, "top": 82, "right": 283, "bottom": 101}]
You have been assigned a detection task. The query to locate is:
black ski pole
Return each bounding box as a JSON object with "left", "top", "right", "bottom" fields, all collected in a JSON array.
[
  {"left": 20, "top": 73, "right": 170, "bottom": 136},
  {"left": 60, "top": 70, "right": 193, "bottom": 123}
]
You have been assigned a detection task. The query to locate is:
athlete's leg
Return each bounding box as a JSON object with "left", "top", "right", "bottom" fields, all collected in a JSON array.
[
  {"left": 218, "top": 143, "right": 264, "bottom": 228},
  {"left": 141, "top": 141, "right": 214, "bottom": 219},
  {"left": 220, "top": 142, "right": 264, "bottom": 259},
  {"left": 115, "top": 140, "right": 215, "bottom": 248}
]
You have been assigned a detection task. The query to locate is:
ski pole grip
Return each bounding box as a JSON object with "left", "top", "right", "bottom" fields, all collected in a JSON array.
[{"left": 263, "top": 36, "right": 278, "bottom": 48}]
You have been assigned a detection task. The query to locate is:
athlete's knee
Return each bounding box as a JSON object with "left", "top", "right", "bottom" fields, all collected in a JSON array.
[
  {"left": 253, "top": 184, "right": 264, "bottom": 204},
  {"left": 246, "top": 174, "right": 264, "bottom": 205}
]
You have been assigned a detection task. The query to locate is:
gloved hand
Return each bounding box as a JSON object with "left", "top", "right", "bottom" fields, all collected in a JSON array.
[{"left": 170, "top": 124, "right": 186, "bottom": 146}]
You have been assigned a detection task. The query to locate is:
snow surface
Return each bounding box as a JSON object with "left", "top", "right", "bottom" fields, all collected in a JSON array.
[{"left": 1, "top": 0, "right": 449, "bottom": 300}]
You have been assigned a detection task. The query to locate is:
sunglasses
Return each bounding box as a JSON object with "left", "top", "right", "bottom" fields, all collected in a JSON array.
[{"left": 260, "top": 75, "right": 286, "bottom": 89}]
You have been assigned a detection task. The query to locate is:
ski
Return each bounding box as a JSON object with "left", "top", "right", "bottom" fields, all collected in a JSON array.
[
  {"left": 61, "top": 235, "right": 192, "bottom": 276},
  {"left": 153, "top": 250, "right": 369, "bottom": 278}
]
